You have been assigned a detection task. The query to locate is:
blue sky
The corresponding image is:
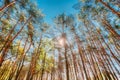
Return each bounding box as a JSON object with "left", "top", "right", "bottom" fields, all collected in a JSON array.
[{"left": 37, "top": 0, "right": 78, "bottom": 24}]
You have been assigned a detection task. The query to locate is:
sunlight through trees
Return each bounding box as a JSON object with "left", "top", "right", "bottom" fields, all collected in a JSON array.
[{"left": 0, "top": 0, "right": 120, "bottom": 80}]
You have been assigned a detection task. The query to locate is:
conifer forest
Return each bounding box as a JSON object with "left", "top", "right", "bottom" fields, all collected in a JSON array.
[{"left": 0, "top": 0, "right": 120, "bottom": 80}]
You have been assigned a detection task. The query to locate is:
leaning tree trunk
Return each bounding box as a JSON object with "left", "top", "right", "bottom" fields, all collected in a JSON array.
[
  {"left": 0, "top": 18, "right": 20, "bottom": 54},
  {"left": 0, "top": 16, "right": 32, "bottom": 66},
  {"left": 26, "top": 35, "right": 42, "bottom": 80},
  {"left": 8, "top": 37, "right": 23, "bottom": 80},
  {"left": 87, "top": 20, "right": 119, "bottom": 79},
  {"left": 13, "top": 37, "right": 29, "bottom": 80},
  {"left": 0, "top": 1, "right": 15, "bottom": 12},
  {"left": 98, "top": 0, "right": 120, "bottom": 17}
]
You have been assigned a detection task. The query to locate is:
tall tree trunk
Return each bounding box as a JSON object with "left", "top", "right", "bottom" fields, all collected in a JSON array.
[
  {"left": 98, "top": 0, "right": 120, "bottom": 17},
  {"left": 64, "top": 45, "right": 69, "bottom": 80},
  {"left": 71, "top": 25, "right": 90, "bottom": 80},
  {"left": 69, "top": 44, "right": 79, "bottom": 80},
  {"left": 8, "top": 37, "right": 23, "bottom": 80},
  {"left": 40, "top": 52, "right": 46, "bottom": 80},
  {"left": 0, "top": 19, "right": 20, "bottom": 53},
  {"left": 0, "top": 16, "right": 32, "bottom": 66},
  {"left": 0, "top": 1, "right": 15, "bottom": 12}
]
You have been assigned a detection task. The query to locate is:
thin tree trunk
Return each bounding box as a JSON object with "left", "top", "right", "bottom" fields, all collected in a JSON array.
[
  {"left": 0, "top": 16, "right": 32, "bottom": 66},
  {"left": 64, "top": 45, "right": 69, "bottom": 80},
  {"left": 98, "top": 0, "right": 120, "bottom": 17},
  {"left": 0, "top": 1, "right": 15, "bottom": 12}
]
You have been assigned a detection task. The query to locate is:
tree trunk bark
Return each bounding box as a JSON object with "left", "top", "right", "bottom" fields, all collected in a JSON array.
[{"left": 99, "top": 0, "right": 120, "bottom": 17}]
